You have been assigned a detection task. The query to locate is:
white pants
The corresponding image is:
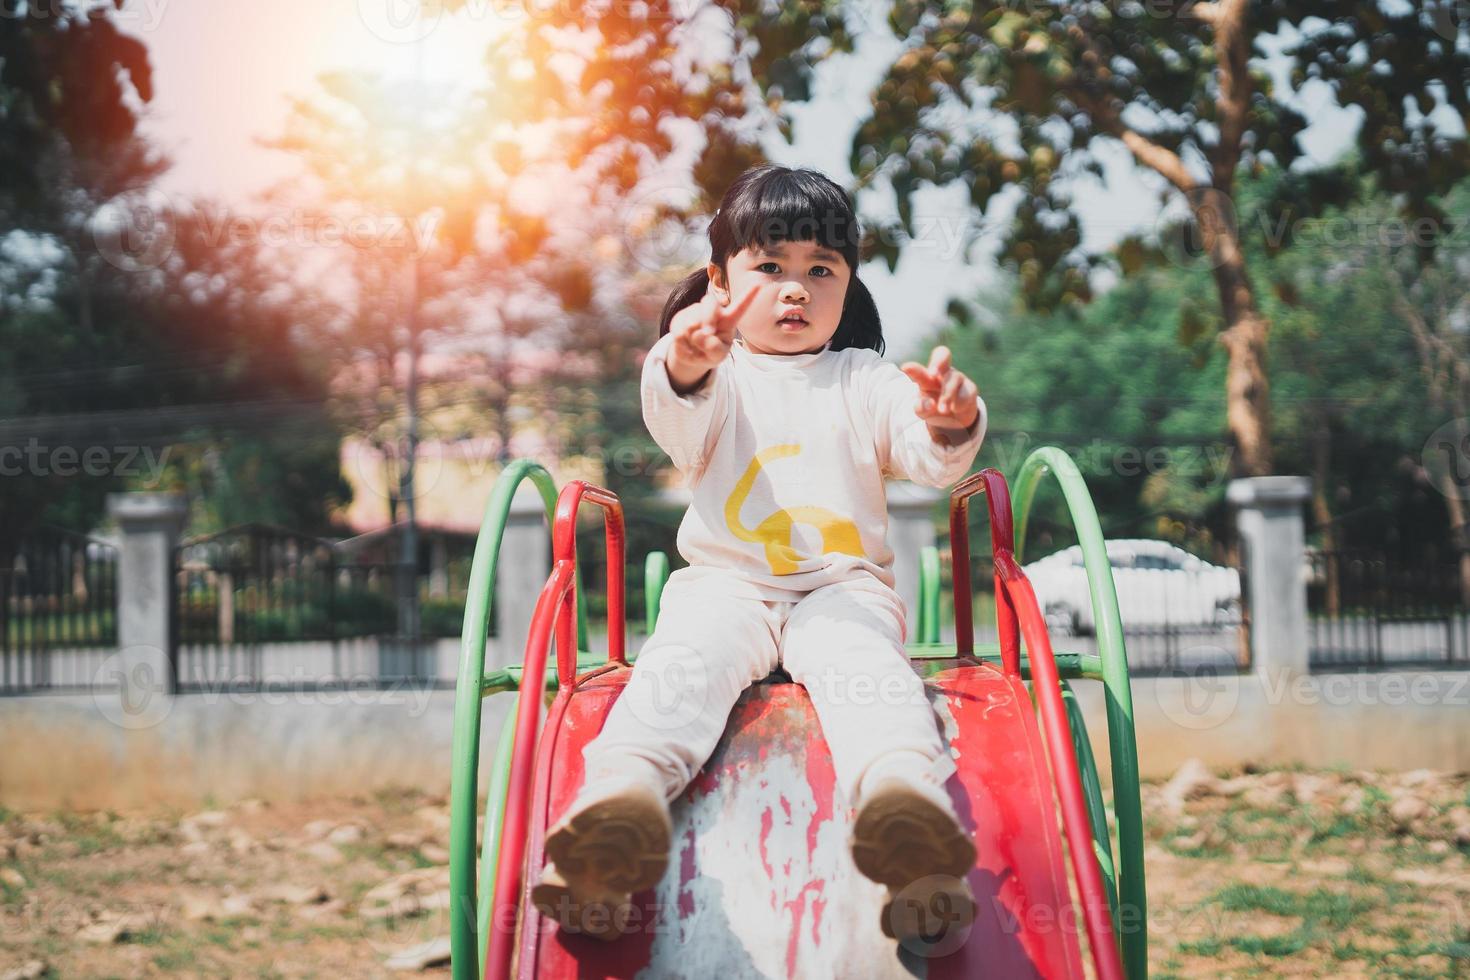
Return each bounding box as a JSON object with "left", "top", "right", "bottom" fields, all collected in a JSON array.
[{"left": 580, "top": 567, "right": 950, "bottom": 807}]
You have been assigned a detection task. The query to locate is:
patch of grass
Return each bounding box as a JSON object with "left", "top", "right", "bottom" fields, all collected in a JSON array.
[
  {"left": 1210, "top": 883, "right": 1375, "bottom": 929},
  {"left": 1229, "top": 932, "right": 1311, "bottom": 957},
  {"left": 128, "top": 924, "right": 170, "bottom": 946},
  {"left": 372, "top": 785, "right": 429, "bottom": 815},
  {"left": 1178, "top": 937, "right": 1223, "bottom": 956},
  {"left": 1346, "top": 864, "right": 1384, "bottom": 886},
  {"left": 152, "top": 945, "right": 200, "bottom": 971},
  {"left": 1185, "top": 883, "right": 1384, "bottom": 962},
  {"left": 49, "top": 811, "right": 125, "bottom": 856}
]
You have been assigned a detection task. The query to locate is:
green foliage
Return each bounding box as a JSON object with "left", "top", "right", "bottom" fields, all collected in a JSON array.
[{"left": 936, "top": 165, "right": 1463, "bottom": 557}]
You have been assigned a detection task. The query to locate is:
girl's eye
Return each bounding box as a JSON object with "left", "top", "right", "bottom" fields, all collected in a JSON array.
[{"left": 757, "top": 262, "right": 833, "bottom": 277}]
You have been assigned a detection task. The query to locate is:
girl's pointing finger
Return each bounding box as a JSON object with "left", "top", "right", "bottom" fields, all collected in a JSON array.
[
  {"left": 900, "top": 362, "right": 939, "bottom": 391},
  {"left": 927, "top": 345, "right": 952, "bottom": 378},
  {"left": 715, "top": 284, "right": 759, "bottom": 326}
]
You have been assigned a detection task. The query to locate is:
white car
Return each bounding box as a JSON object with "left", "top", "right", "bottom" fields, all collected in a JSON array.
[{"left": 1021, "top": 539, "right": 1242, "bottom": 634}]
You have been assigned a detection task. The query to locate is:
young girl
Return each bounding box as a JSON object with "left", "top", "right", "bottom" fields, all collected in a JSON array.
[{"left": 532, "top": 165, "right": 986, "bottom": 944}]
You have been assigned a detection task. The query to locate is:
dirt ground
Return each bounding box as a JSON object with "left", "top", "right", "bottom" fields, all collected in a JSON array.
[{"left": 0, "top": 765, "right": 1466, "bottom": 978}]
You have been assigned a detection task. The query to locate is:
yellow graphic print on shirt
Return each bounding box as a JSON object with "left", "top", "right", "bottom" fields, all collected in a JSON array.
[{"left": 724, "top": 444, "right": 866, "bottom": 575}]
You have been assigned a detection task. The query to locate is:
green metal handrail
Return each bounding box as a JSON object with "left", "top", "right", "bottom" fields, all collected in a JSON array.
[
  {"left": 1012, "top": 447, "right": 1146, "bottom": 979},
  {"left": 448, "top": 460, "right": 592, "bottom": 980},
  {"left": 645, "top": 551, "right": 669, "bottom": 635},
  {"left": 916, "top": 545, "right": 942, "bottom": 644}
]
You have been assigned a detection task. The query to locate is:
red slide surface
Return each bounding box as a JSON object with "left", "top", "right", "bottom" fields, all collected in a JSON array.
[
  {"left": 504, "top": 655, "right": 1087, "bottom": 978},
  {"left": 482, "top": 474, "right": 1122, "bottom": 979}
]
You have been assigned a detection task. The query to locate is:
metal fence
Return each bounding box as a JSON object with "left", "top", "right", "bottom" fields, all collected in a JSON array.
[
  {"left": 171, "top": 523, "right": 483, "bottom": 692},
  {"left": 1307, "top": 549, "right": 1468, "bottom": 670},
  {"left": 1, "top": 528, "right": 119, "bottom": 694},
  {"left": 937, "top": 540, "right": 1247, "bottom": 676}
]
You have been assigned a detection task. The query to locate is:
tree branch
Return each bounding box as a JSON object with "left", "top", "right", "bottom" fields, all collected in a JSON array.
[
  {"left": 1071, "top": 88, "right": 1199, "bottom": 195},
  {"left": 1184, "top": 1, "right": 1222, "bottom": 25},
  {"left": 1210, "top": 0, "right": 1252, "bottom": 189}
]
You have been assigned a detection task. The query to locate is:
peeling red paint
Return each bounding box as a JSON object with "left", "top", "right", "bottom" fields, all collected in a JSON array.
[
  {"left": 758, "top": 805, "right": 774, "bottom": 881},
  {"left": 783, "top": 889, "right": 806, "bottom": 976},
  {"left": 677, "top": 825, "right": 697, "bottom": 918},
  {"left": 809, "top": 880, "right": 826, "bottom": 945},
  {"left": 802, "top": 731, "right": 834, "bottom": 857}
]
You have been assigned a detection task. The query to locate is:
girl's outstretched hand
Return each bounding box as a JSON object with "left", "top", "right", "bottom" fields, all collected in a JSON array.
[
  {"left": 900, "top": 345, "right": 980, "bottom": 441},
  {"left": 664, "top": 283, "right": 759, "bottom": 394}
]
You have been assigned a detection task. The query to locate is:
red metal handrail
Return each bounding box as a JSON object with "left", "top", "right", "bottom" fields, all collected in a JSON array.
[
  {"left": 485, "top": 558, "right": 576, "bottom": 980},
  {"left": 552, "top": 481, "right": 627, "bottom": 687},
  {"left": 949, "top": 469, "right": 1022, "bottom": 676},
  {"left": 950, "top": 468, "right": 1124, "bottom": 980},
  {"left": 483, "top": 480, "right": 629, "bottom": 980}
]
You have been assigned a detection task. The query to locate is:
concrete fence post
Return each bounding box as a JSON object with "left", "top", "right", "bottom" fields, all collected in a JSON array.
[
  {"left": 494, "top": 481, "right": 551, "bottom": 669},
  {"left": 105, "top": 492, "right": 189, "bottom": 698},
  {"left": 887, "top": 481, "right": 944, "bottom": 634},
  {"left": 1227, "top": 476, "right": 1313, "bottom": 681}
]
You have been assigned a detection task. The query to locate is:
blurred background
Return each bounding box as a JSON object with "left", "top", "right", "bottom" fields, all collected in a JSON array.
[{"left": 2, "top": 1, "right": 1469, "bottom": 976}]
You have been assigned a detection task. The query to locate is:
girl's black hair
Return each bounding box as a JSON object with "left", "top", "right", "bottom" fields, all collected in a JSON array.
[{"left": 657, "top": 165, "right": 884, "bottom": 355}]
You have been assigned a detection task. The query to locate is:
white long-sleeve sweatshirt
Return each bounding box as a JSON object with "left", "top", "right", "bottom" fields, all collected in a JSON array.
[{"left": 640, "top": 331, "right": 987, "bottom": 600}]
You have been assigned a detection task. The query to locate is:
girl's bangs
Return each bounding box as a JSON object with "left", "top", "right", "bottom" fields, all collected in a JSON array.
[{"left": 728, "top": 183, "right": 861, "bottom": 262}]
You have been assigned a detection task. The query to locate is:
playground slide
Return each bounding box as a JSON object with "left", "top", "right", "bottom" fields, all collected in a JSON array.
[
  {"left": 450, "top": 455, "right": 1145, "bottom": 980},
  {"left": 512, "top": 655, "right": 1085, "bottom": 977}
]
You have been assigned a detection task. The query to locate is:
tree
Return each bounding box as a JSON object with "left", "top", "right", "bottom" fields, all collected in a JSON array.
[
  {"left": 830, "top": 0, "right": 1470, "bottom": 477},
  {"left": 1, "top": 5, "right": 350, "bottom": 544},
  {"left": 936, "top": 164, "right": 1460, "bottom": 566}
]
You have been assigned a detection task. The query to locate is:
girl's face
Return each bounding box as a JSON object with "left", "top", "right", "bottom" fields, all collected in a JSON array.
[{"left": 708, "top": 239, "right": 851, "bottom": 355}]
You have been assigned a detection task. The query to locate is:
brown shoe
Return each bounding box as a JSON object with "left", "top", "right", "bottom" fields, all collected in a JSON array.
[
  {"left": 530, "top": 862, "right": 633, "bottom": 943},
  {"left": 530, "top": 777, "right": 672, "bottom": 941},
  {"left": 849, "top": 772, "right": 977, "bottom": 942}
]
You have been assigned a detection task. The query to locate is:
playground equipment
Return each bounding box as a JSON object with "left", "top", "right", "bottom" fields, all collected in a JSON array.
[{"left": 448, "top": 447, "right": 1147, "bottom": 978}]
